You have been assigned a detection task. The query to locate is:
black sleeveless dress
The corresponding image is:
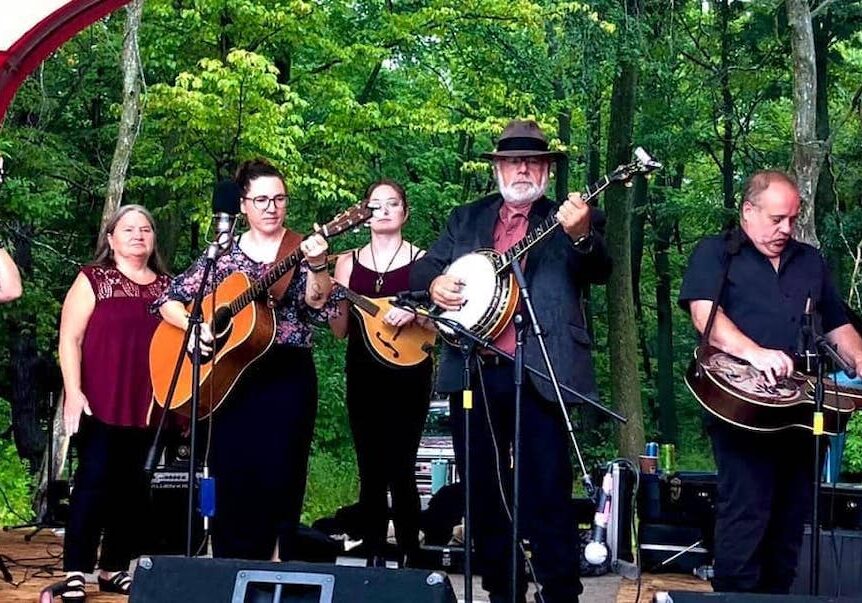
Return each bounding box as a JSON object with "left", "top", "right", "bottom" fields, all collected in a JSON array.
[{"left": 345, "top": 250, "right": 433, "bottom": 560}]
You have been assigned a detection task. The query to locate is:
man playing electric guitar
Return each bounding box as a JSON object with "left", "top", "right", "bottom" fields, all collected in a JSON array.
[{"left": 679, "top": 170, "right": 862, "bottom": 593}]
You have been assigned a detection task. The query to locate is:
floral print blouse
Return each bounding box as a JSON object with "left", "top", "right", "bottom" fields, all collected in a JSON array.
[{"left": 152, "top": 238, "right": 343, "bottom": 347}]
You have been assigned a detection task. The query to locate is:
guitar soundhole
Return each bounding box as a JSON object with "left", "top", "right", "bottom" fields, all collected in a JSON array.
[{"left": 213, "top": 306, "right": 232, "bottom": 336}]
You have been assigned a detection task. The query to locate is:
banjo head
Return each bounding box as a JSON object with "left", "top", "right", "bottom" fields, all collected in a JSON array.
[{"left": 438, "top": 251, "right": 501, "bottom": 338}]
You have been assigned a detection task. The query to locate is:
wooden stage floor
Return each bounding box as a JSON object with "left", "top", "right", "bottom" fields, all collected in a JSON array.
[{"left": 0, "top": 528, "right": 711, "bottom": 602}]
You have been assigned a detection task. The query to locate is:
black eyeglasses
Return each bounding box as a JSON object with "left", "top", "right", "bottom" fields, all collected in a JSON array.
[{"left": 244, "top": 194, "right": 288, "bottom": 210}]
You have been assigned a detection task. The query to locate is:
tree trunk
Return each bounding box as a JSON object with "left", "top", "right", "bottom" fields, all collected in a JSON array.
[
  {"left": 654, "top": 182, "right": 677, "bottom": 444},
  {"left": 7, "top": 224, "right": 42, "bottom": 471},
  {"left": 719, "top": 0, "right": 736, "bottom": 215},
  {"left": 813, "top": 13, "right": 840, "bottom": 275},
  {"left": 605, "top": 47, "right": 645, "bottom": 462},
  {"left": 102, "top": 0, "right": 145, "bottom": 228},
  {"left": 787, "top": 0, "right": 824, "bottom": 246},
  {"left": 630, "top": 176, "right": 653, "bottom": 384},
  {"left": 32, "top": 391, "right": 69, "bottom": 519}
]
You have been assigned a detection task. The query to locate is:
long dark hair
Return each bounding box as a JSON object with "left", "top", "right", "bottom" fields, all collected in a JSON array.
[{"left": 91, "top": 204, "right": 170, "bottom": 275}]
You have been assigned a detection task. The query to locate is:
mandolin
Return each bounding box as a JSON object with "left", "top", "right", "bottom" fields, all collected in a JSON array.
[
  {"left": 341, "top": 286, "right": 436, "bottom": 368},
  {"left": 149, "top": 201, "right": 373, "bottom": 419},
  {"left": 685, "top": 345, "right": 862, "bottom": 435}
]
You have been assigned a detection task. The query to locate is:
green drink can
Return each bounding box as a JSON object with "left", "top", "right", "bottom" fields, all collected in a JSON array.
[{"left": 660, "top": 443, "right": 676, "bottom": 473}]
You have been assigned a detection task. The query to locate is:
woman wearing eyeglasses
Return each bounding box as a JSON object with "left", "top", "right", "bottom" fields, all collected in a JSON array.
[
  {"left": 153, "top": 158, "right": 341, "bottom": 561},
  {"left": 329, "top": 179, "right": 434, "bottom": 567}
]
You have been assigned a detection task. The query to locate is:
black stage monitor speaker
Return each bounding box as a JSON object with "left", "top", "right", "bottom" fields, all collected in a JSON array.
[
  {"left": 656, "top": 592, "right": 862, "bottom": 602},
  {"left": 129, "top": 556, "right": 458, "bottom": 603}
]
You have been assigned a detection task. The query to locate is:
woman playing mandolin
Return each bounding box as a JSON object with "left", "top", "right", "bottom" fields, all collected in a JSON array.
[
  {"left": 329, "top": 179, "right": 434, "bottom": 567},
  {"left": 153, "top": 158, "right": 342, "bottom": 561}
]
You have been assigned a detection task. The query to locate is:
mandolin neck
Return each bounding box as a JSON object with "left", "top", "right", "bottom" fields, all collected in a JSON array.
[{"left": 342, "top": 287, "right": 380, "bottom": 317}]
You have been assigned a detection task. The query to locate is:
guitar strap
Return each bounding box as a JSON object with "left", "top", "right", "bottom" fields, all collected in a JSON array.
[
  {"left": 266, "top": 229, "right": 303, "bottom": 308},
  {"left": 697, "top": 228, "right": 744, "bottom": 375}
]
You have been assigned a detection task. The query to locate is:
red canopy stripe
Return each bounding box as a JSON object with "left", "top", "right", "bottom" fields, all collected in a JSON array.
[{"left": 0, "top": 0, "right": 130, "bottom": 123}]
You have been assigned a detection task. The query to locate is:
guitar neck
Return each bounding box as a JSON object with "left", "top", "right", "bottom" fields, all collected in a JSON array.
[
  {"left": 227, "top": 248, "right": 304, "bottom": 315},
  {"left": 497, "top": 175, "right": 612, "bottom": 273},
  {"left": 342, "top": 287, "right": 381, "bottom": 317}
]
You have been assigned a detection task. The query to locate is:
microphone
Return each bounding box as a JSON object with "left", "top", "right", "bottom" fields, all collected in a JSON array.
[
  {"left": 207, "top": 180, "right": 241, "bottom": 259},
  {"left": 585, "top": 465, "right": 614, "bottom": 566},
  {"left": 798, "top": 296, "right": 815, "bottom": 373}
]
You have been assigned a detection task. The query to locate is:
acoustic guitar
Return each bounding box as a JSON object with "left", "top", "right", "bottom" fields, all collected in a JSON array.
[
  {"left": 685, "top": 345, "right": 862, "bottom": 435},
  {"left": 149, "top": 201, "right": 373, "bottom": 419},
  {"left": 341, "top": 286, "right": 436, "bottom": 368}
]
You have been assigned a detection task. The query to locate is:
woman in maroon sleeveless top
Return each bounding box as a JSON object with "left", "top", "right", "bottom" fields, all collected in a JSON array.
[
  {"left": 57, "top": 205, "right": 171, "bottom": 601},
  {"left": 330, "top": 179, "right": 434, "bottom": 567}
]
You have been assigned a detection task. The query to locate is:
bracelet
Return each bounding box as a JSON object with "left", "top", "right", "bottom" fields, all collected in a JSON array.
[
  {"left": 307, "top": 262, "right": 328, "bottom": 273},
  {"left": 571, "top": 229, "right": 594, "bottom": 254}
]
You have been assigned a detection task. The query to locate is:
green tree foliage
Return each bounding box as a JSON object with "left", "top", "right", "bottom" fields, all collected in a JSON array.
[{"left": 3, "top": 0, "right": 862, "bottom": 522}]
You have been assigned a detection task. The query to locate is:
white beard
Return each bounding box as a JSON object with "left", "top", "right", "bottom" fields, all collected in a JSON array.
[{"left": 496, "top": 170, "right": 549, "bottom": 205}]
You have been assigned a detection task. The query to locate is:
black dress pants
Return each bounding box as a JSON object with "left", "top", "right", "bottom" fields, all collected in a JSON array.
[
  {"left": 708, "top": 419, "right": 821, "bottom": 593},
  {"left": 64, "top": 417, "right": 151, "bottom": 573},
  {"left": 449, "top": 360, "right": 582, "bottom": 603},
  {"left": 209, "top": 346, "right": 318, "bottom": 561},
  {"left": 346, "top": 356, "right": 432, "bottom": 559}
]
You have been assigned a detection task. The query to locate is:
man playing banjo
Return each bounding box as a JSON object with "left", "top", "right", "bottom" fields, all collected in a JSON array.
[
  {"left": 679, "top": 170, "right": 862, "bottom": 594},
  {"left": 410, "top": 119, "right": 612, "bottom": 603}
]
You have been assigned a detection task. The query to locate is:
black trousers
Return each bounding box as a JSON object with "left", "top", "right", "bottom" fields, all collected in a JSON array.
[
  {"left": 708, "top": 419, "right": 820, "bottom": 593},
  {"left": 209, "top": 346, "right": 318, "bottom": 560},
  {"left": 63, "top": 417, "right": 151, "bottom": 573},
  {"left": 449, "top": 361, "right": 582, "bottom": 603},
  {"left": 346, "top": 357, "right": 432, "bottom": 559}
]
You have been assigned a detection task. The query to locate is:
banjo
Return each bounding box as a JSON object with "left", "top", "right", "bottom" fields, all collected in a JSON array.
[{"left": 435, "top": 147, "right": 662, "bottom": 344}]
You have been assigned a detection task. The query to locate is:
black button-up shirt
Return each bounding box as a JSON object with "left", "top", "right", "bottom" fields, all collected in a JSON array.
[{"left": 679, "top": 232, "right": 847, "bottom": 356}]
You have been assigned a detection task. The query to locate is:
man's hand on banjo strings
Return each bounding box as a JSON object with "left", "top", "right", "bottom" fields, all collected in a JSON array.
[{"left": 430, "top": 274, "right": 465, "bottom": 311}]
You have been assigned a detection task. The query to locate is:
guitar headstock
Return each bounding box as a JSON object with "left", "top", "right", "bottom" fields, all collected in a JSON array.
[
  {"left": 609, "top": 147, "right": 663, "bottom": 185},
  {"left": 318, "top": 199, "right": 375, "bottom": 238}
]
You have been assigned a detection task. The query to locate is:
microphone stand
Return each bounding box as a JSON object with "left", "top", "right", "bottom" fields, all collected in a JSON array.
[
  {"left": 507, "top": 257, "right": 596, "bottom": 603},
  {"left": 144, "top": 238, "right": 225, "bottom": 557},
  {"left": 805, "top": 331, "right": 855, "bottom": 596},
  {"left": 394, "top": 297, "right": 625, "bottom": 603}
]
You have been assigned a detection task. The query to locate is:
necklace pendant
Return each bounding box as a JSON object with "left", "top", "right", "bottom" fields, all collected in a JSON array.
[{"left": 375, "top": 276, "right": 383, "bottom": 293}]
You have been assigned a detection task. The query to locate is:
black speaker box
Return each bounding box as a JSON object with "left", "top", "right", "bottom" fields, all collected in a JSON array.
[
  {"left": 639, "top": 523, "right": 712, "bottom": 574},
  {"left": 129, "top": 555, "right": 457, "bottom": 603},
  {"left": 145, "top": 468, "right": 204, "bottom": 555},
  {"left": 791, "top": 527, "right": 862, "bottom": 596},
  {"left": 638, "top": 472, "right": 717, "bottom": 530},
  {"left": 657, "top": 592, "right": 862, "bottom": 602}
]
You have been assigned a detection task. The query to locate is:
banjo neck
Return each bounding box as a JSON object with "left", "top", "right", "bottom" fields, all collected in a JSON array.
[{"left": 495, "top": 174, "right": 614, "bottom": 275}]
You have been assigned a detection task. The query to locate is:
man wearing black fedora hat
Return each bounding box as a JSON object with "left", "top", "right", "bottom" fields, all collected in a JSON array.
[{"left": 410, "top": 119, "right": 612, "bottom": 603}]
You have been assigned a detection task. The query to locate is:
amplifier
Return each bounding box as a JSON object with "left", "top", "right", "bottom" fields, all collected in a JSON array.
[
  {"left": 639, "top": 523, "right": 712, "bottom": 574},
  {"left": 146, "top": 466, "right": 205, "bottom": 555},
  {"left": 820, "top": 483, "right": 862, "bottom": 531},
  {"left": 638, "top": 472, "right": 717, "bottom": 534}
]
